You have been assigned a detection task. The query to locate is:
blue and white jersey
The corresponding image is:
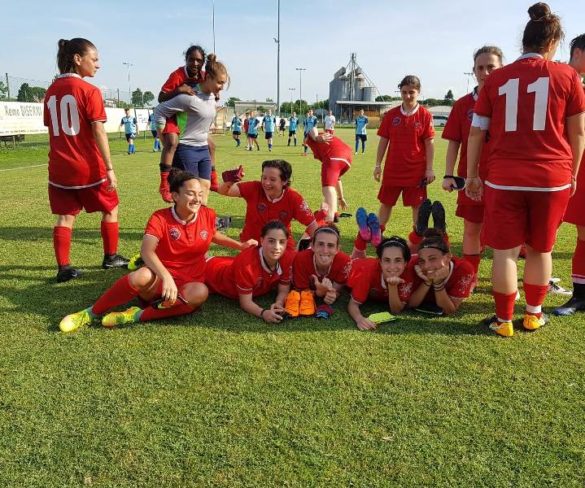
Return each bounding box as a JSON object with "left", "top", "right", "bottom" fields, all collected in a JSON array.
[
  {"left": 289, "top": 116, "right": 298, "bottom": 131},
  {"left": 303, "top": 115, "right": 318, "bottom": 133},
  {"left": 355, "top": 115, "right": 368, "bottom": 135},
  {"left": 231, "top": 116, "right": 242, "bottom": 132},
  {"left": 263, "top": 115, "right": 276, "bottom": 133},
  {"left": 148, "top": 113, "right": 157, "bottom": 131},
  {"left": 121, "top": 115, "right": 137, "bottom": 134},
  {"left": 247, "top": 117, "right": 260, "bottom": 135}
]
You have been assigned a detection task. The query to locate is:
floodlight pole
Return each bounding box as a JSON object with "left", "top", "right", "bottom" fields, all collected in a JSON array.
[
  {"left": 212, "top": 0, "right": 216, "bottom": 52},
  {"left": 274, "top": 0, "right": 281, "bottom": 115},
  {"left": 296, "top": 67, "right": 306, "bottom": 115},
  {"left": 464, "top": 72, "right": 473, "bottom": 93},
  {"left": 122, "top": 62, "right": 133, "bottom": 103}
]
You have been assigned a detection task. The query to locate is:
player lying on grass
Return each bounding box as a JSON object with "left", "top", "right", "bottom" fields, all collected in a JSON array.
[
  {"left": 284, "top": 224, "right": 352, "bottom": 319},
  {"left": 59, "top": 170, "right": 255, "bottom": 332},
  {"left": 347, "top": 236, "right": 416, "bottom": 330},
  {"left": 303, "top": 127, "right": 352, "bottom": 223},
  {"left": 155, "top": 53, "right": 227, "bottom": 205},
  {"left": 218, "top": 159, "right": 318, "bottom": 250},
  {"left": 408, "top": 230, "right": 475, "bottom": 316},
  {"left": 44, "top": 37, "right": 129, "bottom": 283},
  {"left": 204, "top": 220, "right": 294, "bottom": 324}
]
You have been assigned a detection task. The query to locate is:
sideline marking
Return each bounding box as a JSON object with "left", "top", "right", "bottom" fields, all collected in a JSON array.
[{"left": 0, "top": 164, "right": 45, "bottom": 172}]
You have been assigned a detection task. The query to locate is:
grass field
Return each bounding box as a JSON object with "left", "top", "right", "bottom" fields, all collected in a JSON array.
[{"left": 1, "top": 128, "right": 584, "bottom": 487}]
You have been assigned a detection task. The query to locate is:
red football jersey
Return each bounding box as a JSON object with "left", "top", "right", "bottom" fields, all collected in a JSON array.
[
  {"left": 160, "top": 66, "right": 204, "bottom": 93},
  {"left": 377, "top": 105, "right": 435, "bottom": 186},
  {"left": 411, "top": 256, "right": 475, "bottom": 305},
  {"left": 347, "top": 257, "right": 416, "bottom": 304},
  {"left": 305, "top": 134, "right": 353, "bottom": 165},
  {"left": 291, "top": 249, "right": 352, "bottom": 290},
  {"left": 474, "top": 54, "right": 585, "bottom": 189},
  {"left": 237, "top": 181, "right": 316, "bottom": 249},
  {"left": 44, "top": 74, "right": 107, "bottom": 188},
  {"left": 205, "top": 246, "right": 294, "bottom": 299},
  {"left": 144, "top": 206, "right": 216, "bottom": 283}
]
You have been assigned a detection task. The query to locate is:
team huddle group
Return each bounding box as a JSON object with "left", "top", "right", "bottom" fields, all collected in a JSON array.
[{"left": 44, "top": 2, "right": 585, "bottom": 337}]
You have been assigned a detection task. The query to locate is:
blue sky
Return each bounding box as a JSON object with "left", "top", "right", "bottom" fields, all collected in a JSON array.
[{"left": 1, "top": 0, "right": 583, "bottom": 104}]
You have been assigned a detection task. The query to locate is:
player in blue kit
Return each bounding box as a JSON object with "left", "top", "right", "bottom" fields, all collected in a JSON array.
[
  {"left": 120, "top": 108, "right": 138, "bottom": 154},
  {"left": 247, "top": 111, "right": 260, "bottom": 151},
  {"left": 302, "top": 109, "right": 318, "bottom": 156},
  {"left": 148, "top": 111, "right": 161, "bottom": 152},
  {"left": 231, "top": 113, "right": 242, "bottom": 147},
  {"left": 355, "top": 109, "right": 368, "bottom": 154},
  {"left": 263, "top": 109, "right": 276, "bottom": 151},
  {"left": 288, "top": 112, "right": 298, "bottom": 147}
]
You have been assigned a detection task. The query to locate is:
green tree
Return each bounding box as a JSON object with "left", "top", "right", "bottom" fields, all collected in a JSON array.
[
  {"left": 375, "top": 95, "right": 393, "bottom": 102},
  {"left": 445, "top": 89, "right": 454, "bottom": 102},
  {"left": 226, "top": 97, "right": 240, "bottom": 108},
  {"left": 0, "top": 81, "right": 8, "bottom": 100},
  {"left": 16, "top": 83, "right": 46, "bottom": 102},
  {"left": 131, "top": 88, "right": 144, "bottom": 107},
  {"left": 143, "top": 91, "right": 155, "bottom": 106}
]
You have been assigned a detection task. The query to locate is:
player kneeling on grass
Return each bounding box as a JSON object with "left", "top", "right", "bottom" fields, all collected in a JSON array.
[
  {"left": 304, "top": 127, "right": 352, "bottom": 223},
  {"left": 408, "top": 230, "right": 474, "bottom": 316},
  {"left": 204, "top": 220, "right": 294, "bottom": 324},
  {"left": 348, "top": 236, "right": 415, "bottom": 330},
  {"left": 285, "top": 224, "right": 352, "bottom": 319},
  {"left": 59, "top": 170, "right": 254, "bottom": 332}
]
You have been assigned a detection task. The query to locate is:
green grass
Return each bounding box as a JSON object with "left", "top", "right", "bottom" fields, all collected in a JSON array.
[{"left": 1, "top": 129, "right": 584, "bottom": 487}]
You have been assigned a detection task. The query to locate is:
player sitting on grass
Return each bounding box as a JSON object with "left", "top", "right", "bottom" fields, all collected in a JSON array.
[
  {"left": 204, "top": 220, "right": 294, "bottom": 324},
  {"left": 347, "top": 236, "right": 416, "bottom": 330},
  {"left": 285, "top": 224, "right": 352, "bottom": 319},
  {"left": 408, "top": 229, "right": 474, "bottom": 316},
  {"left": 59, "top": 170, "right": 254, "bottom": 332}
]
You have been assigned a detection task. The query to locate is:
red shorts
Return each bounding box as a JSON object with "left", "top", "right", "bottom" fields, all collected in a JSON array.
[
  {"left": 456, "top": 204, "right": 484, "bottom": 224},
  {"left": 321, "top": 157, "right": 350, "bottom": 187},
  {"left": 483, "top": 186, "right": 570, "bottom": 253},
  {"left": 48, "top": 181, "right": 119, "bottom": 216},
  {"left": 564, "top": 176, "right": 585, "bottom": 226},
  {"left": 378, "top": 184, "right": 427, "bottom": 207},
  {"left": 162, "top": 116, "right": 180, "bottom": 135}
]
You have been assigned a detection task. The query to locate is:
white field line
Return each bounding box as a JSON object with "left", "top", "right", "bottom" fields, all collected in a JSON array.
[{"left": 0, "top": 164, "right": 46, "bottom": 172}]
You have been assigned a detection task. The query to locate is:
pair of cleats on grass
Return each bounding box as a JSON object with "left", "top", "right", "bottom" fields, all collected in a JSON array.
[
  {"left": 487, "top": 313, "right": 547, "bottom": 337},
  {"left": 356, "top": 208, "right": 382, "bottom": 247},
  {"left": 59, "top": 306, "right": 144, "bottom": 333},
  {"left": 284, "top": 290, "right": 334, "bottom": 319}
]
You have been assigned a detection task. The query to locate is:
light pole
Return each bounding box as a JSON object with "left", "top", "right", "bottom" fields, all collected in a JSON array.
[
  {"left": 464, "top": 72, "right": 474, "bottom": 93},
  {"left": 288, "top": 87, "right": 295, "bottom": 114},
  {"left": 274, "top": 0, "right": 281, "bottom": 115},
  {"left": 295, "top": 67, "right": 306, "bottom": 115},
  {"left": 212, "top": 0, "right": 216, "bottom": 52},
  {"left": 122, "top": 61, "right": 133, "bottom": 104}
]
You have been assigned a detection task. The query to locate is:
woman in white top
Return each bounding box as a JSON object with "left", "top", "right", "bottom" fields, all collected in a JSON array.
[{"left": 155, "top": 54, "right": 228, "bottom": 204}]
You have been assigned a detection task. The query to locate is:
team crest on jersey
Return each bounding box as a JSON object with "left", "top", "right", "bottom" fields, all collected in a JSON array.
[
  {"left": 279, "top": 210, "right": 289, "bottom": 221},
  {"left": 257, "top": 203, "right": 267, "bottom": 213},
  {"left": 392, "top": 117, "right": 401, "bottom": 126},
  {"left": 399, "top": 282, "right": 413, "bottom": 298},
  {"left": 342, "top": 261, "right": 352, "bottom": 279},
  {"left": 169, "top": 227, "right": 181, "bottom": 240},
  {"left": 300, "top": 200, "right": 311, "bottom": 215},
  {"left": 199, "top": 230, "right": 209, "bottom": 240},
  {"left": 414, "top": 121, "right": 422, "bottom": 129}
]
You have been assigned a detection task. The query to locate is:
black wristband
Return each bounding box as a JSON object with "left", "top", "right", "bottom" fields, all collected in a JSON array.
[
  {"left": 443, "top": 175, "right": 454, "bottom": 179},
  {"left": 260, "top": 309, "right": 267, "bottom": 319}
]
